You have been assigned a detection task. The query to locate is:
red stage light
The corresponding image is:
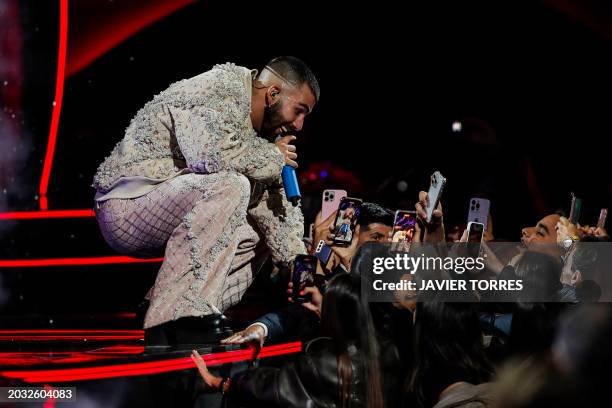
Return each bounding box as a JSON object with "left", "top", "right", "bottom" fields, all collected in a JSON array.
[
  {"left": 0, "top": 256, "right": 163, "bottom": 268},
  {"left": 0, "top": 209, "right": 95, "bottom": 220},
  {"left": 0, "top": 342, "right": 302, "bottom": 383},
  {"left": 39, "top": 0, "right": 68, "bottom": 210}
]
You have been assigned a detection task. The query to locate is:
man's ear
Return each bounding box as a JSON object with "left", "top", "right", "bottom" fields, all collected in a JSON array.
[{"left": 265, "top": 85, "right": 282, "bottom": 106}]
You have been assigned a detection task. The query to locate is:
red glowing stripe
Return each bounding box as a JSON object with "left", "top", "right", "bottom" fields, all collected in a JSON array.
[
  {"left": 0, "top": 209, "right": 95, "bottom": 220},
  {"left": 67, "top": 0, "right": 196, "bottom": 76},
  {"left": 0, "top": 346, "right": 146, "bottom": 366},
  {"left": 43, "top": 384, "right": 56, "bottom": 408},
  {"left": 39, "top": 0, "right": 68, "bottom": 210},
  {"left": 0, "top": 335, "right": 143, "bottom": 341},
  {"left": 1, "top": 342, "right": 302, "bottom": 383},
  {"left": 21, "top": 347, "right": 303, "bottom": 383},
  {"left": 0, "top": 330, "right": 143, "bottom": 334},
  {"left": 0, "top": 256, "right": 163, "bottom": 268}
]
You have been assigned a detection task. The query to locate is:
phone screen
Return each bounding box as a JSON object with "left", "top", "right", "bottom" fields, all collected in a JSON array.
[
  {"left": 468, "top": 222, "right": 484, "bottom": 243},
  {"left": 393, "top": 211, "right": 417, "bottom": 243},
  {"left": 467, "top": 222, "right": 484, "bottom": 258},
  {"left": 391, "top": 211, "right": 417, "bottom": 252},
  {"left": 332, "top": 198, "right": 362, "bottom": 245},
  {"left": 292, "top": 255, "right": 317, "bottom": 302}
]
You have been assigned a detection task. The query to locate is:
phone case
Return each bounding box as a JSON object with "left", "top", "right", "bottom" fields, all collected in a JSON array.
[
  {"left": 322, "top": 189, "right": 348, "bottom": 221},
  {"left": 569, "top": 194, "right": 582, "bottom": 225},
  {"left": 598, "top": 208, "right": 608, "bottom": 229},
  {"left": 467, "top": 198, "right": 490, "bottom": 230},
  {"left": 314, "top": 240, "right": 333, "bottom": 264},
  {"left": 425, "top": 171, "right": 446, "bottom": 223}
]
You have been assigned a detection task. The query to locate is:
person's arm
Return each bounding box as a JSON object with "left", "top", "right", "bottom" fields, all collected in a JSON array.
[
  {"left": 165, "top": 102, "right": 286, "bottom": 183},
  {"left": 192, "top": 349, "right": 313, "bottom": 407},
  {"left": 220, "top": 302, "right": 317, "bottom": 359},
  {"left": 414, "top": 190, "right": 449, "bottom": 263}
]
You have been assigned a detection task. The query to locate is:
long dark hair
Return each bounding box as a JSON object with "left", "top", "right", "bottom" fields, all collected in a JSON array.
[
  {"left": 514, "top": 251, "right": 562, "bottom": 305},
  {"left": 320, "top": 273, "right": 383, "bottom": 408},
  {"left": 410, "top": 294, "right": 492, "bottom": 407},
  {"left": 511, "top": 251, "right": 564, "bottom": 355}
]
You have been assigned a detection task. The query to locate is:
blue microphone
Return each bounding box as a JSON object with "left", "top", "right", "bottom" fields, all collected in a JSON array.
[{"left": 282, "top": 165, "right": 301, "bottom": 206}]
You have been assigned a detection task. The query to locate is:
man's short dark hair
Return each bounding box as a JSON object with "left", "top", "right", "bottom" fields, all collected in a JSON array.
[
  {"left": 358, "top": 202, "right": 395, "bottom": 229},
  {"left": 265, "top": 56, "right": 320, "bottom": 102},
  {"left": 572, "top": 241, "right": 599, "bottom": 276}
]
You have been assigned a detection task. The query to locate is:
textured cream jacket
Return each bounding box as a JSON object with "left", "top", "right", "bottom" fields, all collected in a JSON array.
[{"left": 92, "top": 63, "right": 305, "bottom": 266}]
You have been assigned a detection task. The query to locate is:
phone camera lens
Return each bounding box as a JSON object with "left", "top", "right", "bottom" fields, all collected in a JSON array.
[
  {"left": 471, "top": 206, "right": 475, "bottom": 211},
  {"left": 476, "top": 203, "right": 480, "bottom": 209},
  {"left": 472, "top": 200, "right": 476, "bottom": 205}
]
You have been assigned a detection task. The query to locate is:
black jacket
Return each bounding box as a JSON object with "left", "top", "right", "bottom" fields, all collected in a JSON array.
[{"left": 229, "top": 337, "right": 366, "bottom": 408}]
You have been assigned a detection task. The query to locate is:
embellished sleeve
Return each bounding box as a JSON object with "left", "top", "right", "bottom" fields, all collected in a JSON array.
[
  {"left": 247, "top": 185, "right": 306, "bottom": 267},
  {"left": 165, "top": 104, "right": 284, "bottom": 184}
]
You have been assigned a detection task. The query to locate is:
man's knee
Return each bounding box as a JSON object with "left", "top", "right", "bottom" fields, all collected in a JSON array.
[{"left": 223, "top": 172, "right": 251, "bottom": 192}]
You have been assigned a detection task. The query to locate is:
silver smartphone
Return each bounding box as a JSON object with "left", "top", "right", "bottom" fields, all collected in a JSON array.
[{"left": 425, "top": 171, "right": 446, "bottom": 223}]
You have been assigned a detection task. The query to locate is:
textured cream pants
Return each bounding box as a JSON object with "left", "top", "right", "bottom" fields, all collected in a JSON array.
[{"left": 95, "top": 171, "right": 268, "bottom": 329}]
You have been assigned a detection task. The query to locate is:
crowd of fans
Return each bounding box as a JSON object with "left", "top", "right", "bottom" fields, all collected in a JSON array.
[{"left": 189, "top": 188, "right": 610, "bottom": 408}]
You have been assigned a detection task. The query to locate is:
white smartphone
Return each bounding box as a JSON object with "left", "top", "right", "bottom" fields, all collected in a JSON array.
[
  {"left": 322, "top": 189, "right": 347, "bottom": 221},
  {"left": 425, "top": 171, "right": 446, "bottom": 223},
  {"left": 467, "top": 198, "right": 490, "bottom": 230}
]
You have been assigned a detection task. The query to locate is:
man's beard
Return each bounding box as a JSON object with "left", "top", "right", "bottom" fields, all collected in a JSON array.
[{"left": 260, "top": 101, "right": 286, "bottom": 141}]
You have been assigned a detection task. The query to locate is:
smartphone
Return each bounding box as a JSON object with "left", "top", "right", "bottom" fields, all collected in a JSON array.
[
  {"left": 467, "top": 198, "right": 490, "bottom": 230},
  {"left": 332, "top": 197, "right": 362, "bottom": 246},
  {"left": 467, "top": 221, "right": 485, "bottom": 243},
  {"left": 466, "top": 221, "right": 485, "bottom": 258},
  {"left": 322, "top": 189, "right": 348, "bottom": 221},
  {"left": 597, "top": 208, "right": 608, "bottom": 229},
  {"left": 314, "top": 239, "right": 333, "bottom": 265},
  {"left": 569, "top": 192, "right": 582, "bottom": 225},
  {"left": 425, "top": 171, "right": 446, "bottom": 223},
  {"left": 292, "top": 255, "right": 318, "bottom": 303},
  {"left": 391, "top": 210, "right": 417, "bottom": 252},
  {"left": 308, "top": 223, "right": 315, "bottom": 240}
]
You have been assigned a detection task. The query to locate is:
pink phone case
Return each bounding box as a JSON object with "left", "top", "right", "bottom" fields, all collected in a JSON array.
[{"left": 322, "top": 189, "right": 347, "bottom": 221}]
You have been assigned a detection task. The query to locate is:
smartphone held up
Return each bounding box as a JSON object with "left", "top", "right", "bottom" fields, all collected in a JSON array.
[
  {"left": 292, "top": 255, "right": 318, "bottom": 303},
  {"left": 391, "top": 210, "right": 417, "bottom": 253},
  {"left": 425, "top": 171, "right": 446, "bottom": 223},
  {"left": 331, "top": 197, "right": 362, "bottom": 246}
]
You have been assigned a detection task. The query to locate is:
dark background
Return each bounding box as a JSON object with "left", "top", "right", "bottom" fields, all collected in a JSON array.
[{"left": 1, "top": 0, "right": 611, "bottom": 317}]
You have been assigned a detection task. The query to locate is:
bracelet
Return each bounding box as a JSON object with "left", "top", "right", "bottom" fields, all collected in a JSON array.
[{"left": 219, "top": 377, "right": 232, "bottom": 395}]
